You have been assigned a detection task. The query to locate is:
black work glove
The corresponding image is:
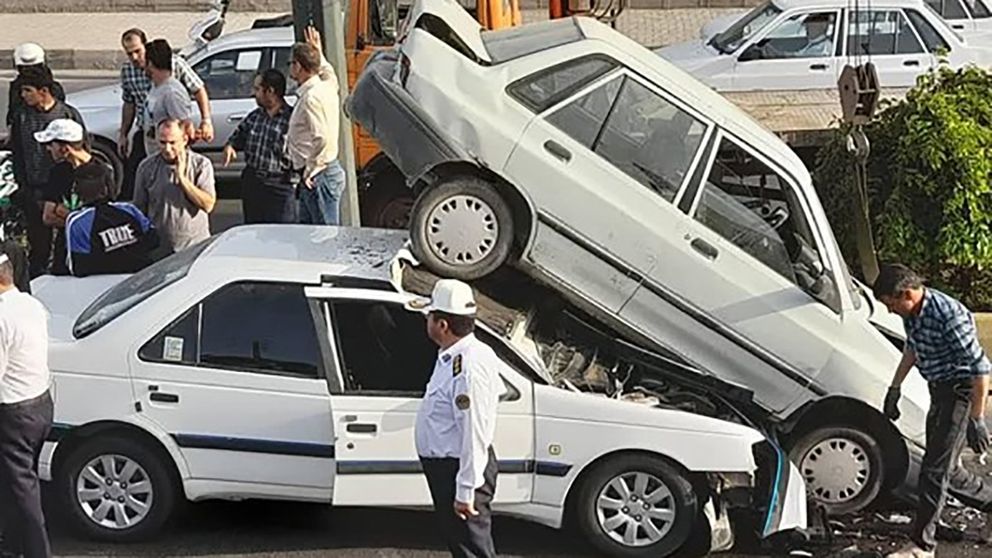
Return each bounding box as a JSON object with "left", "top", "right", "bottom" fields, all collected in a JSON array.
[
  {"left": 967, "top": 417, "right": 991, "bottom": 455},
  {"left": 883, "top": 386, "right": 901, "bottom": 420}
]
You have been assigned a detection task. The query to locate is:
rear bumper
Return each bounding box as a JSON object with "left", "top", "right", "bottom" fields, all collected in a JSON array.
[{"left": 345, "top": 50, "right": 472, "bottom": 184}]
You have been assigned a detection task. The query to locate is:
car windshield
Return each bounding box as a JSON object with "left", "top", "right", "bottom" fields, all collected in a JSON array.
[
  {"left": 923, "top": 3, "right": 965, "bottom": 42},
  {"left": 73, "top": 238, "right": 216, "bottom": 339},
  {"left": 710, "top": 1, "right": 783, "bottom": 53}
]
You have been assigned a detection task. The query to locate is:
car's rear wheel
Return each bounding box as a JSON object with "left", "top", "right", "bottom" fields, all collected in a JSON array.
[
  {"left": 58, "top": 435, "right": 178, "bottom": 541},
  {"left": 359, "top": 156, "right": 414, "bottom": 229},
  {"left": 573, "top": 454, "right": 698, "bottom": 557},
  {"left": 409, "top": 176, "right": 514, "bottom": 281},
  {"left": 788, "top": 425, "right": 883, "bottom": 515}
]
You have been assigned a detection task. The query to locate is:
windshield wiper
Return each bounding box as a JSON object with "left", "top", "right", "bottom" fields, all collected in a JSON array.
[{"left": 707, "top": 35, "right": 728, "bottom": 55}]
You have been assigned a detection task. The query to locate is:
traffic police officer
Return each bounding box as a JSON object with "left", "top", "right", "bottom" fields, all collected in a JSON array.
[
  {"left": 408, "top": 279, "right": 507, "bottom": 558},
  {"left": 0, "top": 251, "right": 53, "bottom": 558}
]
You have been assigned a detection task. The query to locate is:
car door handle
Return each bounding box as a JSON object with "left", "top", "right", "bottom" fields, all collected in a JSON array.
[
  {"left": 149, "top": 392, "right": 179, "bottom": 403},
  {"left": 903, "top": 60, "right": 920, "bottom": 67},
  {"left": 345, "top": 423, "right": 377, "bottom": 434},
  {"left": 690, "top": 237, "right": 719, "bottom": 260},
  {"left": 952, "top": 23, "right": 965, "bottom": 30},
  {"left": 809, "top": 63, "right": 828, "bottom": 71},
  {"left": 227, "top": 114, "right": 246, "bottom": 123},
  {"left": 543, "top": 140, "right": 572, "bottom": 163}
]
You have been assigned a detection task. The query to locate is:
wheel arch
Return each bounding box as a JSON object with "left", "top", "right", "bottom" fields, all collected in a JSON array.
[{"left": 783, "top": 395, "right": 909, "bottom": 491}]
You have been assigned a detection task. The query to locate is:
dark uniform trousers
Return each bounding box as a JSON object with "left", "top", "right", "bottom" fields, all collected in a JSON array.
[
  {"left": 420, "top": 447, "right": 498, "bottom": 558},
  {"left": 241, "top": 167, "right": 297, "bottom": 224},
  {"left": 912, "top": 379, "right": 992, "bottom": 551},
  {"left": 0, "top": 391, "right": 54, "bottom": 558}
]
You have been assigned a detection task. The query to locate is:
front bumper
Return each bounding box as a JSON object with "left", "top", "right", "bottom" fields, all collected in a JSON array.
[{"left": 345, "top": 50, "right": 471, "bottom": 184}]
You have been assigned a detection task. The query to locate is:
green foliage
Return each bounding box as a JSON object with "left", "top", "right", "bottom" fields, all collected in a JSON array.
[{"left": 813, "top": 64, "right": 992, "bottom": 310}]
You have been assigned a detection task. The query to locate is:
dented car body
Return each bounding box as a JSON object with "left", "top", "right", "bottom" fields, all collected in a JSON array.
[{"left": 347, "top": 0, "right": 929, "bottom": 515}]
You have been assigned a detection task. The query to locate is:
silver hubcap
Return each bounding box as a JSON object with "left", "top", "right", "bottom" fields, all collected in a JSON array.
[
  {"left": 76, "top": 454, "right": 154, "bottom": 529},
  {"left": 425, "top": 195, "right": 499, "bottom": 266},
  {"left": 800, "top": 436, "right": 871, "bottom": 504},
  {"left": 596, "top": 471, "right": 677, "bottom": 547}
]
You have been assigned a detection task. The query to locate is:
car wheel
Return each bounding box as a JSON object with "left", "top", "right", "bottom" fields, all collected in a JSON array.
[
  {"left": 89, "top": 139, "right": 124, "bottom": 195},
  {"left": 58, "top": 435, "right": 178, "bottom": 541},
  {"left": 409, "top": 176, "right": 514, "bottom": 281},
  {"left": 359, "top": 158, "right": 413, "bottom": 229},
  {"left": 573, "top": 455, "right": 698, "bottom": 558},
  {"left": 788, "top": 426, "right": 883, "bottom": 515}
]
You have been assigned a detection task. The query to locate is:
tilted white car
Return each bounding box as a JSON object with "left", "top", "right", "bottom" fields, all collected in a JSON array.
[
  {"left": 347, "top": 0, "right": 932, "bottom": 516},
  {"left": 33, "top": 226, "right": 805, "bottom": 558},
  {"left": 657, "top": 0, "right": 992, "bottom": 91}
]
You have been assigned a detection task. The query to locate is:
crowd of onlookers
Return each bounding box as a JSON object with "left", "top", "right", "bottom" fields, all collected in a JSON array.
[{"left": 2, "top": 24, "right": 346, "bottom": 282}]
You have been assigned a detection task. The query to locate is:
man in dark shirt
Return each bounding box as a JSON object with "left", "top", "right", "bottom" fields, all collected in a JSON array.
[
  {"left": 34, "top": 119, "right": 116, "bottom": 276},
  {"left": 222, "top": 69, "right": 295, "bottom": 224},
  {"left": 5, "top": 43, "right": 65, "bottom": 129},
  {"left": 65, "top": 163, "right": 157, "bottom": 277},
  {"left": 9, "top": 68, "right": 85, "bottom": 277}
]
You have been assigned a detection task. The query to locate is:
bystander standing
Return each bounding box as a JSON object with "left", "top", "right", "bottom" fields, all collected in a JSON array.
[
  {"left": 141, "top": 39, "right": 195, "bottom": 160},
  {"left": 6, "top": 43, "right": 65, "bottom": 129}
]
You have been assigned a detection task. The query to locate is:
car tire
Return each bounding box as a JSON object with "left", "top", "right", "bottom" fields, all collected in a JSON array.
[
  {"left": 359, "top": 157, "right": 414, "bottom": 229},
  {"left": 573, "top": 454, "right": 698, "bottom": 558},
  {"left": 788, "top": 425, "right": 884, "bottom": 516},
  {"left": 89, "top": 138, "right": 124, "bottom": 196},
  {"left": 409, "top": 176, "right": 514, "bottom": 281},
  {"left": 57, "top": 435, "right": 178, "bottom": 542}
]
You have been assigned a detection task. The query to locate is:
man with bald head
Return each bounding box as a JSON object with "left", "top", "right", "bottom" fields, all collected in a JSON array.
[{"left": 133, "top": 119, "right": 216, "bottom": 253}]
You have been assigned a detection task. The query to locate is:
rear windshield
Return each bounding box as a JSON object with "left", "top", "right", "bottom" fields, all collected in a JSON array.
[
  {"left": 73, "top": 238, "right": 216, "bottom": 339},
  {"left": 482, "top": 18, "right": 585, "bottom": 63}
]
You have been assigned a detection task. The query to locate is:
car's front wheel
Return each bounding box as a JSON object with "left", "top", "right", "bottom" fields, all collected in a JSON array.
[
  {"left": 57, "top": 435, "right": 178, "bottom": 541},
  {"left": 573, "top": 455, "right": 698, "bottom": 558},
  {"left": 788, "top": 425, "right": 884, "bottom": 516},
  {"left": 409, "top": 176, "right": 514, "bottom": 281}
]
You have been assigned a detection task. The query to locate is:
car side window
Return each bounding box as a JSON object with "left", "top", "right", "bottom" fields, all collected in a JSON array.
[
  {"left": 563, "top": 76, "right": 707, "bottom": 203},
  {"left": 692, "top": 137, "right": 836, "bottom": 305},
  {"left": 966, "top": 0, "right": 992, "bottom": 18},
  {"left": 330, "top": 300, "right": 438, "bottom": 395},
  {"left": 927, "top": 0, "right": 968, "bottom": 19},
  {"left": 847, "top": 10, "right": 923, "bottom": 56},
  {"left": 507, "top": 56, "right": 617, "bottom": 113},
  {"left": 140, "top": 282, "right": 323, "bottom": 379},
  {"left": 272, "top": 48, "right": 300, "bottom": 96},
  {"left": 907, "top": 9, "right": 952, "bottom": 52},
  {"left": 193, "top": 49, "right": 263, "bottom": 100},
  {"left": 546, "top": 77, "right": 622, "bottom": 149},
  {"left": 742, "top": 12, "right": 838, "bottom": 60}
]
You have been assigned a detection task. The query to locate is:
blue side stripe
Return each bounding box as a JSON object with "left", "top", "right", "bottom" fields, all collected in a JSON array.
[
  {"left": 171, "top": 433, "right": 336, "bottom": 458},
  {"left": 762, "top": 444, "right": 785, "bottom": 536}
]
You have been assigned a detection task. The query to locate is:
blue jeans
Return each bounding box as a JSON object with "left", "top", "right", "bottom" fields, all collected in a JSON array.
[{"left": 298, "top": 161, "right": 344, "bottom": 225}]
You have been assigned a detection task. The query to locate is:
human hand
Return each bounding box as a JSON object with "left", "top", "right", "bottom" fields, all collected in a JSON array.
[
  {"left": 118, "top": 131, "right": 130, "bottom": 157},
  {"left": 305, "top": 25, "right": 322, "bottom": 50},
  {"left": 967, "top": 417, "right": 990, "bottom": 455},
  {"left": 454, "top": 500, "right": 478, "bottom": 521},
  {"left": 883, "top": 386, "right": 901, "bottom": 421},
  {"left": 222, "top": 145, "right": 237, "bottom": 167},
  {"left": 304, "top": 174, "right": 315, "bottom": 190},
  {"left": 199, "top": 120, "right": 215, "bottom": 142},
  {"left": 175, "top": 149, "right": 188, "bottom": 184}
]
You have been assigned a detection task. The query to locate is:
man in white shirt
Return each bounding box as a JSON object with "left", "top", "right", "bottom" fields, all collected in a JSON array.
[
  {"left": 0, "top": 253, "right": 53, "bottom": 558},
  {"left": 286, "top": 27, "right": 345, "bottom": 225},
  {"left": 407, "top": 279, "right": 506, "bottom": 558}
]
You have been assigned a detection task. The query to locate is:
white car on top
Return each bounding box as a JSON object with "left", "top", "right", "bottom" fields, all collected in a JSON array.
[
  {"left": 657, "top": 0, "right": 992, "bottom": 91},
  {"left": 32, "top": 226, "right": 805, "bottom": 558}
]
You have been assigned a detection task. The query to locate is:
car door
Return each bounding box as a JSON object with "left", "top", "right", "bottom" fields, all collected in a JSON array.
[
  {"left": 846, "top": 9, "right": 935, "bottom": 87},
  {"left": 310, "top": 288, "right": 535, "bottom": 507},
  {"left": 129, "top": 281, "right": 335, "bottom": 494},
  {"left": 503, "top": 57, "right": 714, "bottom": 317},
  {"left": 731, "top": 10, "right": 842, "bottom": 90}
]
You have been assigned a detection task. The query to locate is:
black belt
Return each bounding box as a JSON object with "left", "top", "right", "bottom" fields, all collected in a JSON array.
[{"left": 0, "top": 390, "right": 51, "bottom": 410}]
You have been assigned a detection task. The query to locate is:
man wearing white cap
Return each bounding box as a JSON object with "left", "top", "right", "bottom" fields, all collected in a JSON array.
[
  {"left": 6, "top": 43, "right": 65, "bottom": 129},
  {"left": 408, "top": 279, "right": 507, "bottom": 558},
  {"left": 35, "top": 119, "right": 116, "bottom": 275}
]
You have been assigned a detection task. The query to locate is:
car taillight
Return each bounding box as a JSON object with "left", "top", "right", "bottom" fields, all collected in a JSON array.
[{"left": 398, "top": 52, "right": 411, "bottom": 88}]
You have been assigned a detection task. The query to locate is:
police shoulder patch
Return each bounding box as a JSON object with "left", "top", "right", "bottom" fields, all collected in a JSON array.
[
  {"left": 455, "top": 394, "right": 471, "bottom": 410},
  {"left": 452, "top": 354, "right": 463, "bottom": 376}
]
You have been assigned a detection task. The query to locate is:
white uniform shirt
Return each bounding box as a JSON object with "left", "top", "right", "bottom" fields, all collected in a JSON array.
[
  {"left": 415, "top": 333, "right": 507, "bottom": 504},
  {"left": 0, "top": 288, "right": 51, "bottom": 404}
]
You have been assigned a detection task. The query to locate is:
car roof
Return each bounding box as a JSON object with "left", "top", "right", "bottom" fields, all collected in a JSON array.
[
  {"left": 572, "top": 17, "right": 809, "bottom": 177},
  {"left": 200, "top": 25, "right": 294, "bottom": 55},
  {"left": 192, "top": 225, "right": 408, "bottom": 284},
  {"left": 775, "top": 0, "right": 930, "bottom": 10}
]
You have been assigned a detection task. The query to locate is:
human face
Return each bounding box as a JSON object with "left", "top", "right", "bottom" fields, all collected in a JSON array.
[
  {"left": 20, "top": 85, "right": 43, "bottom": 108},
  {"left": 425, "top": 312, "right": 448, "bottom": 346},
  {"left": 289, "top": 58, "right": 303, "bottom": 84},
  {"left": 808, "top": 21, "right": 829, "bottom": 40},
  {"left": 158, "top": 123, "right": 188, "bottom": 164},
  {"left": 45, "top": 142, "right": 69, "bottom": 162},
  {"left": 123, "top": 35, "right": 146, "bottom": 69},
  {"left": 252, "top": 75, "right": 270, "bottom": 108},
  {"left": 879, "top": 290, "right": 919, "bottom": 318}
]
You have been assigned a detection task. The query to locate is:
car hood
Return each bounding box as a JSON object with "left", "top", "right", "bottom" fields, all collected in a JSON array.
[
  {"left": 67, "top": 83, "right": 123, "bottom": 111},
  {"left": 655, "top": 40, "right": 723, "bottom": 72},
  {"left": 32, "top": 274, "right": 127, "bottom": 342}
]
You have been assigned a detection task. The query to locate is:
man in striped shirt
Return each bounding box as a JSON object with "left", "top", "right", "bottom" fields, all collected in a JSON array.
[{"left": 876, "top": 264, "right": 992, "bottom": 558}]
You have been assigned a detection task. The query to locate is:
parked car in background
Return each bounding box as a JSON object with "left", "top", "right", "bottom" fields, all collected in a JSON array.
[
  {"left": 656, "top": 0, "right": 992, "bottom": 91},
  {"left": 32, "top": 225, "right": 806, "bottom": 558},
  {"left": 349, "top": 0, "right": 932, "bottom": 516}
]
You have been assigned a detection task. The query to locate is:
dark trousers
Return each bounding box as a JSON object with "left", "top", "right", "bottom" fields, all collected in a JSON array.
[
  {"left": 121, "top": 133, "right": 146, "bottom": 202},
  {"left": 0, "top": 391, "right": 54, "bottom": 558},
  {"left": 912, "top": 380, "right": 992, "bottom": 550},
  {"left": 420, "top": 448, "right": 498, "bottom": 558},
  {"left": 16, "top": 188, "right": 51, "bottom": 278},
  {"left": 241, "top": 167, "right": 297, "bottom": 224}
]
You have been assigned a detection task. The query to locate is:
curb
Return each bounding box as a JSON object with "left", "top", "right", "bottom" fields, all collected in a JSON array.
[{"left": 0, "top": 49, "right": 127, "bottom": 72}]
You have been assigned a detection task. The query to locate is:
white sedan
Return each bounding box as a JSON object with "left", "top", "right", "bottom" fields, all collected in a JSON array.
[
  {"left": 657, "top": 0, "right": 992, "bottom": 91},
  {"left": 33, "top": 226, "right": 805, "bottom": 557}
]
